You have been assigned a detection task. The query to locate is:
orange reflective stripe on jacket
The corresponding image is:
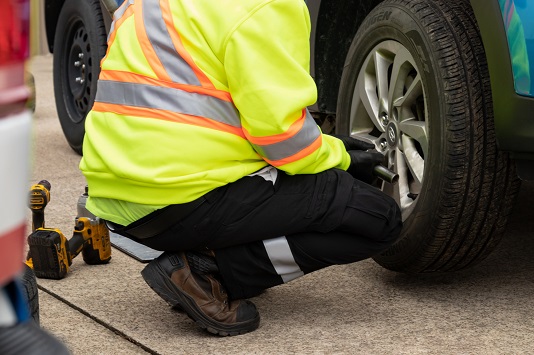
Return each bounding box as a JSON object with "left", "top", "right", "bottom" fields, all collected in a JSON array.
[{"left": 244, "top": 109, "right": 322, "bottom": 165}]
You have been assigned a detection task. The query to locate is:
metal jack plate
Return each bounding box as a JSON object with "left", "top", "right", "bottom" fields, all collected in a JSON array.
[{"left": 109, "top": 231, "right": 162, "bottom": 262}]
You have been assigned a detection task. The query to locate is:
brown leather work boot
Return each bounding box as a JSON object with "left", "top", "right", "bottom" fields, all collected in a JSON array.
[{"left": 141, "top": 252, "right": 260, "bottom": 336}]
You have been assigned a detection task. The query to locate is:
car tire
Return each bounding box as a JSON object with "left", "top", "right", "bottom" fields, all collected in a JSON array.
[
  {"left": 53, "top": 0, "right": 107, "bottom": 155},
  {"left": 336, "top": 0, "right": 520, "bottom": 272},
  {"left": 19, "top": 264, "right": 39, "bottom": 325}
]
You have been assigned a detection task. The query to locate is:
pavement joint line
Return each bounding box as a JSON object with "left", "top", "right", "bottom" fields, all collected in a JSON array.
[{"left": 37, "top": 284, "right": 160, "bottom": 355}]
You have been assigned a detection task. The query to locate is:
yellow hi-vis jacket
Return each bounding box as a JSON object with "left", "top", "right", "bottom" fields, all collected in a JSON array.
[{"left": 80, "top": 0, "right": 351, "bottom": 207}]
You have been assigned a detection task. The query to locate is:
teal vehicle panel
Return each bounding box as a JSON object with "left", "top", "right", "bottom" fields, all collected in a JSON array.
[
  {"left": 498, "top": 0, "right": 533, "bottom": 96},
  {"left": 471, "top": 0, "right": 534, "bottom": 171},
  {"left": 514, "top": 0, "right": 534, "bottom": 95}
]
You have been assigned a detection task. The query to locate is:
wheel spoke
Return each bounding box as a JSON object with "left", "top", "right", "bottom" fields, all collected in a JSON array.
[
  {"left": 401, "top": 135, "right": 424, "bottom": 185},
  {"left": 393, "top": 74, "right": 422, "bottom": 110},
  {"left": 387, "top": 48, "right": 411, "bottom": 111},
  {"left": 399, "top": 119, "right": 428, "bottom": 158},
  {"left": 354, "top": 73, "right": 381, "bottom": 129},
  {"left": 374, "top": 51, "right": 391, "bottom": 113},
  {"left": 394, "top": 148, "right": 413, "bottom": 210},
  {"left": 382, "top": 147, "right": 414, "bottom": 218}
]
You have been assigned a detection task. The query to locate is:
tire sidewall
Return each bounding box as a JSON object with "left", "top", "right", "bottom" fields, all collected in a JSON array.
[
  {"left": 53, "top": 0, "right": 106, "bottom": 155},
  {"left": 336, "top": 3, "right": 449, "bottom": 268}
]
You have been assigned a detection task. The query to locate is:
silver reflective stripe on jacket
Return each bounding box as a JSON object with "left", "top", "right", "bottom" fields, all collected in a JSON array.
[
  {"left": 96, "top": 80, "right": 241, "bottom": 127},
  {"left": 108, "top": 0, "right": 134, "bottom": 40},
  {"left": 143, "top": 0, "right": 201, "bottom": 85},
  {"left": 251, "top": 109, "right": 321, "bottom": 162}
]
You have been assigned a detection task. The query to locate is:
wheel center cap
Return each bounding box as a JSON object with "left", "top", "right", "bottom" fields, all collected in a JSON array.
[{"left": 386, "top": 122, "right": 398, "bottom": 146}]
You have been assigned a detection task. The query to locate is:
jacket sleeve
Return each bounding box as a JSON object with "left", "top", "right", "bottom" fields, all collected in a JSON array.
[{"left": 222, "top": 0, "right": 351, "bottom": 174}]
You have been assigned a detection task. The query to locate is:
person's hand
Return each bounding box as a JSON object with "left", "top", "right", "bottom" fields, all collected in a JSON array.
[
  {"left": 347, "top": 150, "right": 385, "bottom": 184},
  {"left": 330, "top": 134, "right": 375, "bottom": 151}
]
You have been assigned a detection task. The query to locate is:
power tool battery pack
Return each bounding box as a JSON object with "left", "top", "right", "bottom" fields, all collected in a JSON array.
[{"left": 27, "top": 229, "right": 70, "bottom": 280}]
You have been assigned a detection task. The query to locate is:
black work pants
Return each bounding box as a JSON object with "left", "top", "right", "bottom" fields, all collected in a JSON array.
[{"left": 118, "top": 168, "right": 402, "bottom": 300}]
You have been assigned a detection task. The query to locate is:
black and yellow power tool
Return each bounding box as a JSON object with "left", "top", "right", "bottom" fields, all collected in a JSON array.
[{"left": 26, "top": 180, "right": 112, "bottom": 279}]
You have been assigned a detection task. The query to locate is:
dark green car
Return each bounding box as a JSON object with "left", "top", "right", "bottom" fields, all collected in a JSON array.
[{"left": 44, "top": 0, "right": 534, "bottom": 273}]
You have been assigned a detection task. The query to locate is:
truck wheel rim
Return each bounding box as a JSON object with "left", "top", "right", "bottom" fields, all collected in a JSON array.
[
  {"left": 349, "top": 40, "right": 428, "bottom": 221},
  {"left": 65, "top": 19, "right": 92, "bottom": 123}
]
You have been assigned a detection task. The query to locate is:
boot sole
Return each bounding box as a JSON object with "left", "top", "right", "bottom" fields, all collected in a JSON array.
[{"left": 141, "top": 258, "right": 260, "bottom": 336}]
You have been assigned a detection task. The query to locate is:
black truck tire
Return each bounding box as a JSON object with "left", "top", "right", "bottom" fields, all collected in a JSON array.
[
  {"left": 19, "top": 264, "right": 39, "bottom": 324},
  {"left": 336, "top": 0, "right": 520, "bottom": 273},
  {"left": 53, "top": 0, "right": 107, "bottom": 155}
]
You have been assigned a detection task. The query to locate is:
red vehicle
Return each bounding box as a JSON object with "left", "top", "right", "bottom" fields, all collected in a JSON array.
[
  {"left": 0, "top": 0, "right": 32, "bottom": 289},
  {"left": 0, "top": 1, "right": 68, "bottom": 353}
]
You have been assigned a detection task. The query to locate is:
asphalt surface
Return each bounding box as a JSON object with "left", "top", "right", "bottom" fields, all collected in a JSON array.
[{"left": 28, "top": 55, "right": 534, "bottom": 354}]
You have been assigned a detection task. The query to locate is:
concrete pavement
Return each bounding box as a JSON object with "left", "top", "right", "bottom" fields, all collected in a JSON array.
[{"left": 28, "top": 54, "right": 534, "bottom": 354}]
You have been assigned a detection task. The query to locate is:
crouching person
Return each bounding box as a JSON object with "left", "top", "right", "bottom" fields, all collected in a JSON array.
[{"left": 79, "top": 0, "right": 402, "bottom": 336}]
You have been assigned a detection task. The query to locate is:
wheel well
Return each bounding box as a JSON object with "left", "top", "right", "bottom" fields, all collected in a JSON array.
[
  {"left": 44, "top": 0, "right": 111, "bottom": 53},
  {"left": 44, "top": 0, "right": 66, "bottom": 53},
  {"left": 313, "top": 0, "right": 382, "bottom": 114}
]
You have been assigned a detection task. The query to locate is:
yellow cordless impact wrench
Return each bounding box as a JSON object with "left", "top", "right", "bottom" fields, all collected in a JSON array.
[{"left": 26, "top": 180, "right": 112, "bottom": 279}]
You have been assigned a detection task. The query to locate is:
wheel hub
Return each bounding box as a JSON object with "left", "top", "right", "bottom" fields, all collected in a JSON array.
[
  {"left": 386, "top": 122, "right": 399, "bottom": 147},
  {"left": 69, "top": 36, "right": 87, "bottom": 99},
  {"left": 65, "top": 23, "right": 91, "bottom": 120}
]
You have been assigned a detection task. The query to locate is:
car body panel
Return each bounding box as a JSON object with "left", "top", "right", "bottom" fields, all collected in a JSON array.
[
  {"left": 515, "top": 0, "right": 534, "bottom": 95},
  {"left": 497, "top": 0, "right": 533, "bottom": 96},
  {"left": 471, "top": 0, "right": 534, "bottom": 177}
]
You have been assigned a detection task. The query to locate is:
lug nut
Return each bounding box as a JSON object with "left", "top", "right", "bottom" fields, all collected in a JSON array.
[{"left": 381, "top": 113, "right": 389, "bottom": 125}]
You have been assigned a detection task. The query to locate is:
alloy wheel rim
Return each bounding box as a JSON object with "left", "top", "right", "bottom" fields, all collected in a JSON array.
[{"left": 349, "top": 40, "right": 428, "bottom": 221}]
